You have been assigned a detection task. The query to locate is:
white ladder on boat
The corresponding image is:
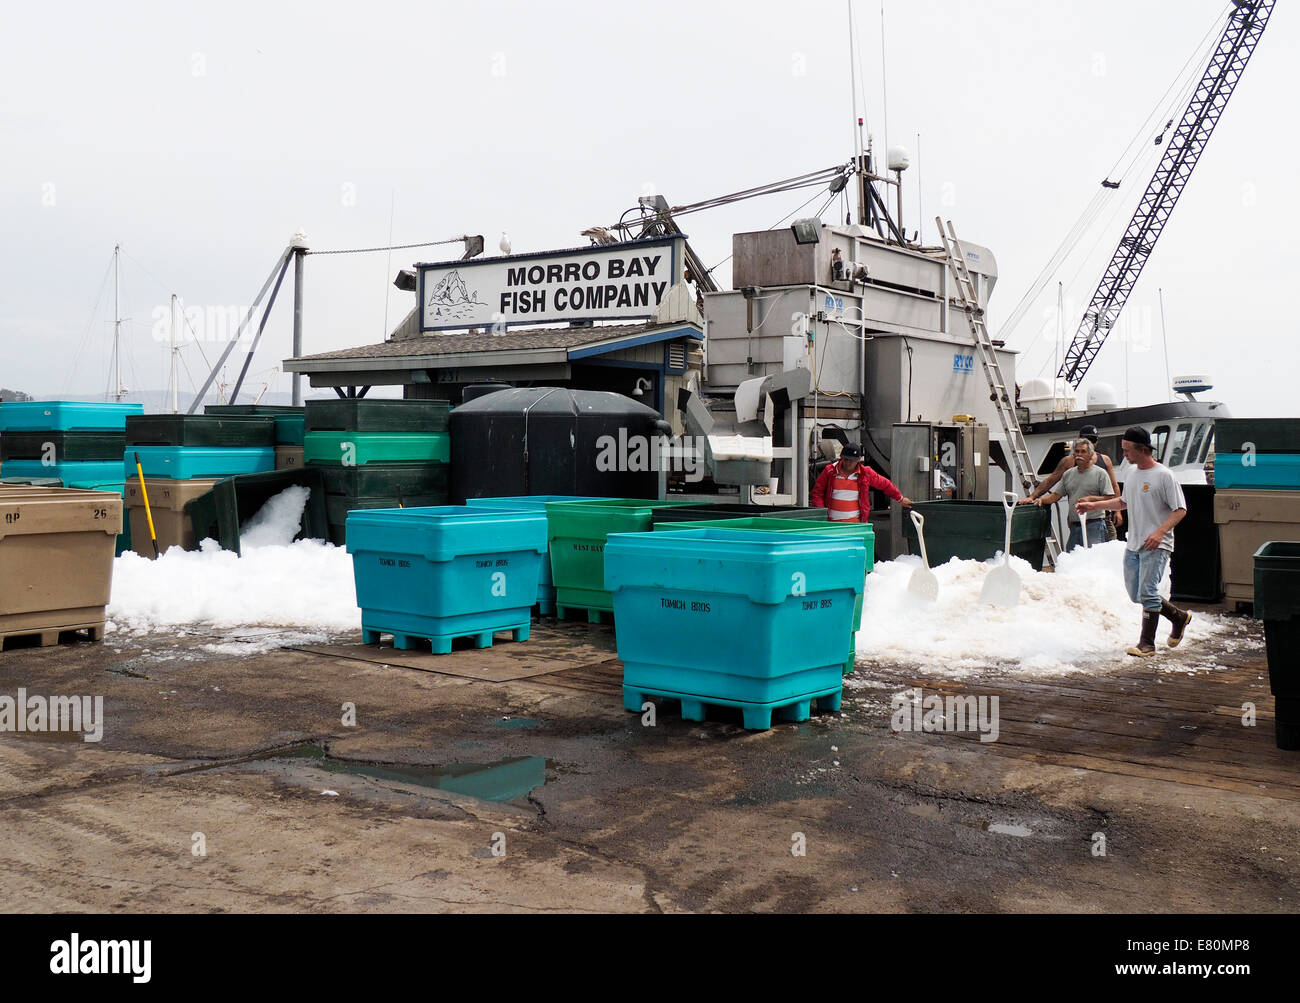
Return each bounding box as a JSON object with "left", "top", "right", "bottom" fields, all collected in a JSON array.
[{"left": 935, "top": 217, "right": 1061, "bottom": 567}]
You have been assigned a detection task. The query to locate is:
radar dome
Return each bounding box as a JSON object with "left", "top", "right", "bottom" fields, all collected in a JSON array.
[
  {"left": 887, "top": 145, "right": 911, "bottom": 172},
  {"left": 1086, "top": 383, "right": 1119, "bottom": 409},
  {"left": 1020, "top": 378, "right": 1053, "bottom": 402}
]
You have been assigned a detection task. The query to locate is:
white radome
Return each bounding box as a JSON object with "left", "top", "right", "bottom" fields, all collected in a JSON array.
[
  {"left": 887, "top": 145, "right": 911, "bottom": 172},
  {"left": 1086, "top": 383, "right": 1120, "bottom": 409}
]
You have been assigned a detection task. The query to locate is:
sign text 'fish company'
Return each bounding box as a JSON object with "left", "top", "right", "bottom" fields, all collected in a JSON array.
[{"left": 419, "top": 236, "right": 682, "bottom": 331}]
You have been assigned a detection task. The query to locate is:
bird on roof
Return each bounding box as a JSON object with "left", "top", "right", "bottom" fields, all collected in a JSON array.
[
  {"left": 581, "top": 225, "right": 617, "bottom": 246},
  {"left": 499, "top": 232, "right": 512, "bottom": 255}
]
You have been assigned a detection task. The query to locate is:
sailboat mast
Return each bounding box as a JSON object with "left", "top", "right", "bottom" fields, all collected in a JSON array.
[
  {"left": 113, "top": 243, "right": 123, "bottom": 402},
  {"left": 170, "top": 294, "right": 180, "bottom": 414}
]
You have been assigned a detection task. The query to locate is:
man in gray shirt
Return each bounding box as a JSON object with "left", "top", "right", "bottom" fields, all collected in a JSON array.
[
  {"left": 1077, "top": 427, "right": 1191, "bottom": 657},
  {"left": 1030, "top": 439, "right": 1114, "bottom": 550}
]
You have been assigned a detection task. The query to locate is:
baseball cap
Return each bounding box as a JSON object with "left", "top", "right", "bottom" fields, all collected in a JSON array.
[
  {"left": 1123, "top": 426, "right": 1152, "bottom": 448},
  {"left": 840, "top": 444, "right": 863, "bottom": 459},
  {"left": 1079, "top": 424, "right": 1099, "bottom": 442}
]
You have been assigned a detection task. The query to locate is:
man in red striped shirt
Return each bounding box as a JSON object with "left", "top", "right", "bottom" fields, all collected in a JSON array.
[{"left": 811, "top": 444, "right": 913, "bottom": 523}]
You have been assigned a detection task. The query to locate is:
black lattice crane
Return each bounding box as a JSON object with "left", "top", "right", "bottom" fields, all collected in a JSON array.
[{"left": 1058, "top": 0, "right": 1275, "bottom": 389}]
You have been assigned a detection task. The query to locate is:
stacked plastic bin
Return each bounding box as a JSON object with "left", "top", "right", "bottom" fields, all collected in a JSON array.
[
  {"left": 123, "top": 414, "right": 277, "bottom": 558},
  {"left": 1213, "top": 418, "right": 1300, "bottom": 606},
  {"left": 0, "top": 401, "right": 143, "bottom": 555},
  {"left": 606, "top": 528, "right": 865, "bottom": 730},
  {"left": 204, "top": 404, "right": 306, "bottom": 470},
  {"left": 0, "top": 485, "right": 122, "bottom": 649},
  {"left": 304, "top": 400, "right": 451, "bottom": 546}
]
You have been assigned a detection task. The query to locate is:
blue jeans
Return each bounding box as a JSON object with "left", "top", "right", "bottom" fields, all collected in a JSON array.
[
  {"left": 1067, "top": 520, "right": 1108, "bottom": 552},
  {"left": 1123, "top": 548, "right": 1170, "bottom": 612}
]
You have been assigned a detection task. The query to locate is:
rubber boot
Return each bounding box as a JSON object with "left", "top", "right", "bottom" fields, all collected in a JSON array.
[
  {"left": 1160, "top": 600, "right": 1192, "bottom": 648},
  {"left": 1127, "top": 611, "right": 1160, "bottom": 657}
]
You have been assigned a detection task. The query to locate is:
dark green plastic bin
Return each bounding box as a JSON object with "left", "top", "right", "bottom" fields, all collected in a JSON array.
[
  {"left": 1, "top": 431, "right": 126, "bottom": 462},
  {"left": 203, "top": 405, "right": 306, "bottom": 446},
  {"left": 650, "top": 503, "right": 826, "bottom": 524},
  {"left": 184, "top": 468, "right": 329, "bottom": 556},
  {"left": 318, "top": 462, "right": 449, "bottom": 501},
  {"left": 1215, "top": 418, "right": 1300, "bottom": 455},
  {"left": 304, "top": 399, "right": 450, "bottom": 434},
  {"left": 126, "top": 415, "right": 277, "bottom": 448},
  {"left": 902, "top": 500, "right": 1052, "bottom": 572},
  {"left": 1254, "top": 541, "right": 1300, "bottom": 750},
  {"left": 324, "top": 494, "right": 444, "bottom": 527}
]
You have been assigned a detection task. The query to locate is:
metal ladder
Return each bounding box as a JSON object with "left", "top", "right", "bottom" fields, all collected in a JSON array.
[{"left": 935, "top": 217, "right": 1061, "bottom": 567}]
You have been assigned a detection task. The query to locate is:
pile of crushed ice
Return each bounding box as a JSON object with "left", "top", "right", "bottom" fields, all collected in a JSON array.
[
  {"left": 853, "top": 541, "right": 1232, "bottom": 678},
  {"left": 105, "top": 486, "right": 1235, "bottom": 674},
  {"left": 106, "top": 486, "right": 360, "bottom": 653}
]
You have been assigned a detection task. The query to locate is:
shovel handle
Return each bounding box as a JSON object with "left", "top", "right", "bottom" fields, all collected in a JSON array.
[
  {"left": 1001, "top": 491, "right": 1014, "bottom": 564},
  {"left": 1081, "top": 508, "right": 1090, "bottom": 549},
  {"left": 909, "top": 509, "right": 931, "bottom": 568}
]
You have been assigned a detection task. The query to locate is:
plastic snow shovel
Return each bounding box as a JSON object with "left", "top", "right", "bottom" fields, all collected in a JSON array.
[
  {"left": 1080, "top": 508, "right": 1090, "bottom": 550},
  {"left": 907, "top": 509, "right": 939, "bottom": 601},
  {"left": 981, "top": 491, "right": 1022, "bottom": 608}
]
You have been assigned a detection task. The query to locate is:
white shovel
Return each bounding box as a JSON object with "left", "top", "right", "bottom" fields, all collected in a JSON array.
[
  {"left": 981, "top": 491, "right": 1022, "bottom": 608},
  {"left": 908, "top": 509, "right": 939, "bottom": 601},
  {"left": 1081, "top": 508, "right": 1091, "bottom": 549}
]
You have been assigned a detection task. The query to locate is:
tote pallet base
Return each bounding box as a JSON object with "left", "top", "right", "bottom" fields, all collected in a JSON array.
[
  {"left": 556, "top": 604, "right": 613, "bottom": 625},
  {"left": 623, "top": 685, "right": 843, "bottom": 731},
  {"left": 0, "top": 621, "right": 105, "bottom": 651},
  {"left": 361, "top": 622, "right": 530, "bottom": 654}
]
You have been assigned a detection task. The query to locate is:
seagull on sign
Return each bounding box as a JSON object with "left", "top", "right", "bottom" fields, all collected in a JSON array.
[
  {"left": 499, "top": 232, "right": 512, "bottom": 255},
  {"left": 581, "top": 225, "right": 617, "bottom": 246}
]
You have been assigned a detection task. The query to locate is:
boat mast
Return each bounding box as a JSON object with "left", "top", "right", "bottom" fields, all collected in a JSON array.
[
  {"left": 170, "top": 294, "right": 181, "bottom": 414},
  {"left": 113, "top": 243, "right": 123, "bottom": 402},
  {"left": 848, "top": 0, "right": 862, "bottom": 224}
]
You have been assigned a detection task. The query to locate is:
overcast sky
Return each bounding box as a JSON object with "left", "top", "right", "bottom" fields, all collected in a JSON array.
[{"left": 2, "top": 0, "right": 1294, "bottom": 414}]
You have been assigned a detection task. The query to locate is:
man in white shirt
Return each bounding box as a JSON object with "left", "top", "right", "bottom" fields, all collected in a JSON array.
[{"left": 1077, "top": 427, "right": 1192, "bottom": 657}]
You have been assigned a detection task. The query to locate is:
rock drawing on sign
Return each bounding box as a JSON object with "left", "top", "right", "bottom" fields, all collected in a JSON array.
[{"left": 426, "top": 270, "right": 487, "bottom": 321}]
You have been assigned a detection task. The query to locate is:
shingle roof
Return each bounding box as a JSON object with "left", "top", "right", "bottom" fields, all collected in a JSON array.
[{"left": 289, "top": 322, "right": 698, "bottom": 364}]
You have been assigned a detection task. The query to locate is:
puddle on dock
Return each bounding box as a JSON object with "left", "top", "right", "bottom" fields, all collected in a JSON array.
[
  {"left": 255, "top": 743, "right": 551, "bottom": 803},
  {"left": 984, "top": 822, "right": 1033, "bottom": 838},
  {"left": 495, "top": 717, "right": 541, "bottom": 730}
]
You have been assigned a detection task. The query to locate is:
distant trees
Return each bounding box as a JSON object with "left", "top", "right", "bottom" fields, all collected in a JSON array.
[{"left": 0, "top": 388, "right": 34, "bottom": 402}]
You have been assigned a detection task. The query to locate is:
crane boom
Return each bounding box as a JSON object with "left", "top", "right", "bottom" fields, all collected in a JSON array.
[{"left": 1058, "top": 0, "right": 1275, "bottom": 390}]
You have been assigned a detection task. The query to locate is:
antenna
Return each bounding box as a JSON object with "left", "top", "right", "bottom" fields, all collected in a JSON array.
[
  {"left": 879, "top": 1, "right": 890, "bottom": 164},
  {"left": 1159, "top": 287, "right": 1173, "bottom": 403},
  {"left": 916, "top": 132, "right": 923, "bottom": 245}
]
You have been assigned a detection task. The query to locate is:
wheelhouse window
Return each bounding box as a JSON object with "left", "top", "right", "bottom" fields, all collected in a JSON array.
[
  {"left": 1168, "top": 423, "right": 1194, "bottom": 466},
  {"left": 1152, "top": 425, "right": 1170, "bottom": 462}
]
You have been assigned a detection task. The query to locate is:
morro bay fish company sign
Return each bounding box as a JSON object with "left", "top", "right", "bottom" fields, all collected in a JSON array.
[{"left": 418, "top": 236, "right": 682, "bottom": 332}]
